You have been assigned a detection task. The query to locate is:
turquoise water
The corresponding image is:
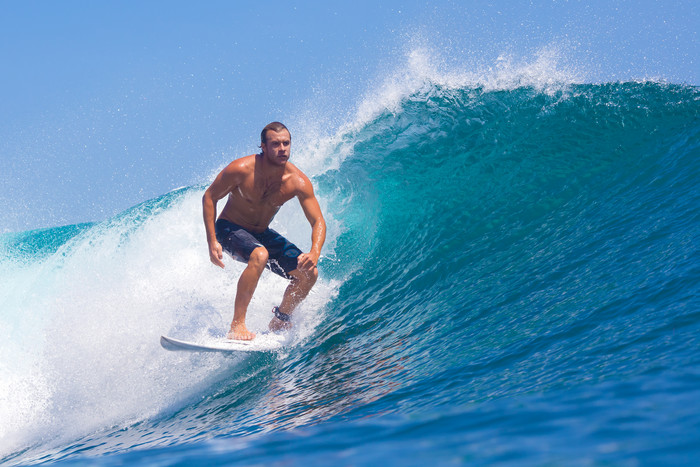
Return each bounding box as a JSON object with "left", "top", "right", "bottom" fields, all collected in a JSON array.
[{"left": 1, "top": 80, "right": 699, "bottom": 465}]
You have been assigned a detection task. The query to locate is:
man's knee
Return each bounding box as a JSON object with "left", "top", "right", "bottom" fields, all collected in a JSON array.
[{"left": 248, "top": 247, "right": 269, "bottom": 269}]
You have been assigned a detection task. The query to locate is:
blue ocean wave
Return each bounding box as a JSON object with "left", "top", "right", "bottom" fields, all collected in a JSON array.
[{"left": 1, "top": 81, "right": 699, "bottom": 465}]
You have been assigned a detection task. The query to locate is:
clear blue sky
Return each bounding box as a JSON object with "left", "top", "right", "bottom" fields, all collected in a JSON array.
[{"left": 1, "top": 0, "right": 697, "bottom": 232}]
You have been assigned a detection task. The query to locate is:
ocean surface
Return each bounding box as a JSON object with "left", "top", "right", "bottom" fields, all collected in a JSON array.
[{"left": 1, "top": 78, "right": 699, "bottom": 465}]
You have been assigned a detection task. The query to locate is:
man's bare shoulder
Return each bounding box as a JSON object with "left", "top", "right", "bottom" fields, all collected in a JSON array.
[
  {"left": 207, "top": 155, "right": 257, "bottom": 197},
  {"left": 223, "top": 154, "right": 256, "bottom": 175},
  {"left": 284, "top": 162, "right": 315, "bottom": 196}
]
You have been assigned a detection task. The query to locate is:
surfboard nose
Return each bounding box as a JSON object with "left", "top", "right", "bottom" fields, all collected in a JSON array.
[{"left": 160, "top": 335, "right": 182, "bottom": 351}]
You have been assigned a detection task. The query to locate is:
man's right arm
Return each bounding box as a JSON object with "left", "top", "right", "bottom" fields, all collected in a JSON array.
[{"left": 202, "top": 163, "right": 241, "bottom": 268}]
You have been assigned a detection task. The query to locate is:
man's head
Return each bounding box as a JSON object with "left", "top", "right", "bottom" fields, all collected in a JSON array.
[
  {"left": 260, "top": 122, "right": 291, "bottom": 165},
  {"left": 261, "top": 122, "right": 290, "bottom": 145}
]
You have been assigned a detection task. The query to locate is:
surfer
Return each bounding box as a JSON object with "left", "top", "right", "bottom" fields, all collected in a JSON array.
[{"left": 202, "top": 122, "right": 326, "bottom": 340}]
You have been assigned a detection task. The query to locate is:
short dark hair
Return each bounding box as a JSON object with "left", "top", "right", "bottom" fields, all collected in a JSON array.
[{"left": 261, "top": 122, "right": 290, "bottom": 144}]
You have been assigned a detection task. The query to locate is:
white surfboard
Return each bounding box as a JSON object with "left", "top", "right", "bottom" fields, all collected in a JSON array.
[{"left": 160, "top": 332, "right": 285, "bottom": 353}]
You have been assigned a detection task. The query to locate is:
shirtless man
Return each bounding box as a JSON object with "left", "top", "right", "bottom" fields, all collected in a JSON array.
[{"left": 202, "top": 122, "right": 326, "bottom": 340}]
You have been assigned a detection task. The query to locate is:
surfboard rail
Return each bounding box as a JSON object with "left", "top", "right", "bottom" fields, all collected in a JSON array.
[{"left": 160, "top": 334, "right": 285, "bottom": 353}]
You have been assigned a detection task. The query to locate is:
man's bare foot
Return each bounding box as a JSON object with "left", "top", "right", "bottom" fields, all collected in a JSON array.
[{"left": 227, "top": 322, "right": 255, "bottom": 341}]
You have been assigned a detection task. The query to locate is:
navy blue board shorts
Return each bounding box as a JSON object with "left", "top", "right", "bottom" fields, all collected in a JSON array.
[{"left": 215, "top": 218, "right": 302, "bottom": 279}]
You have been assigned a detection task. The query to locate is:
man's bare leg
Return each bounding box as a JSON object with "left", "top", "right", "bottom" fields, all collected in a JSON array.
[
  {"left": 228, "top": 247, "right": 268, "bottom": 340},
  {"left": 269, "top": 267, "right": 318, "bottom": 332}
]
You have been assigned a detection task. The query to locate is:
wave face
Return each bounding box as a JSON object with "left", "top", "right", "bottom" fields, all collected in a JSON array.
[{"left": 1, "top": 80, "right": 699, "bottom": 465}]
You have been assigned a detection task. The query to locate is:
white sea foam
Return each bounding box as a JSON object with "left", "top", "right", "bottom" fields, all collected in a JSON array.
[{"left": 0, "top": 187, "right": 338, "bottom": 460}]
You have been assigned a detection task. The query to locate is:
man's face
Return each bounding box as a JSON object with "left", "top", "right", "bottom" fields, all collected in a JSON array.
[{"left": 261, "top": 129, "right": 291, "bottom": 165}]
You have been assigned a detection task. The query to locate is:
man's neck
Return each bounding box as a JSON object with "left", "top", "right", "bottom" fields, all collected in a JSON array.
[{"left": 257, "top": 152, "right": 287, "bottom": 177}]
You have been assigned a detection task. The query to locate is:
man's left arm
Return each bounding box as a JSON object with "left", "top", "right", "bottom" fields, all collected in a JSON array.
[{"left": 296, "top": 179, "right": 326, "bottom": 272}]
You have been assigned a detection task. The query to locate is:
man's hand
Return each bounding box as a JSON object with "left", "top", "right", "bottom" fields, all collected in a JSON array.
[
  {"left": 296, "top": 252, "right": 319, "bottom": 271},
  {"left": 209, "top": 241, "right": 225, "bottom": 268}
]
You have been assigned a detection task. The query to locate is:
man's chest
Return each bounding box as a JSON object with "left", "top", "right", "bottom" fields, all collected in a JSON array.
[{"left": 236, "top": 177, "right": 294, "bottom": 207}]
